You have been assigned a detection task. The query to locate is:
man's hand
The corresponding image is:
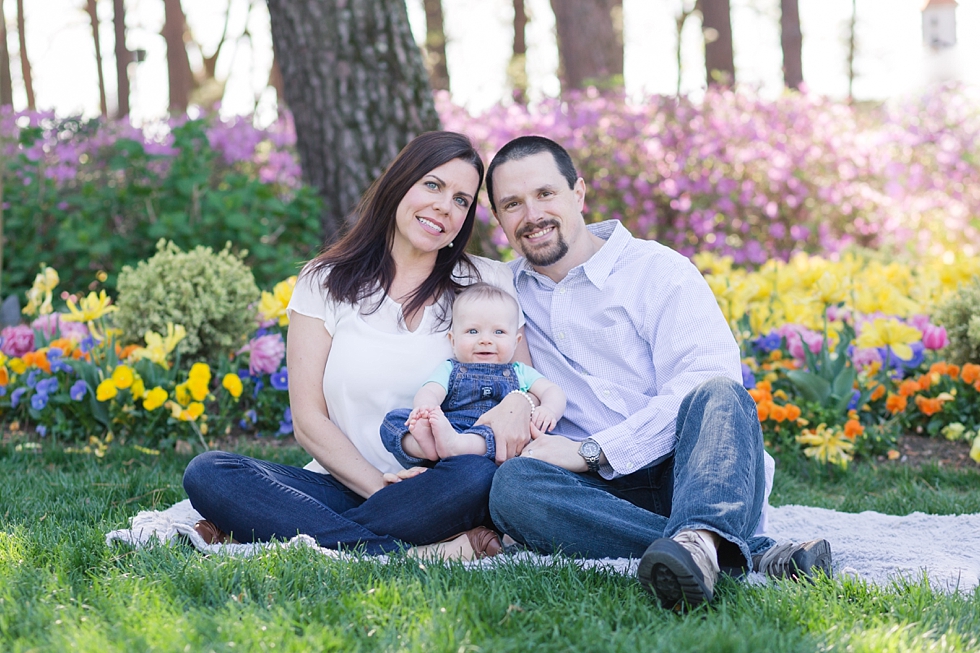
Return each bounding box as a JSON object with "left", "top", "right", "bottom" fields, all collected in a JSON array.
[
  {"left": 519, "top": 424, "right": 588, "bottom": 472},
  {"left": 475, "top": 393, "right": 532, "bottom": 463},
  {"left": 381, "top": 466, "right": 429, "bottom": 486}
]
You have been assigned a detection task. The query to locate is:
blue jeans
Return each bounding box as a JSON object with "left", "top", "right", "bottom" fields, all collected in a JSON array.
[
  {"left": 489, "top": 377, "right": 775, "bottom": 568},
  {"left": 183, "top": 451, "right": 497, "bottom": 554}
]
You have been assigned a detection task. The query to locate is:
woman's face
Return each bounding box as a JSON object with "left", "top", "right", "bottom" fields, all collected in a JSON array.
[{"left": 392, "top": 158, "right": 480, "bottom": 258}]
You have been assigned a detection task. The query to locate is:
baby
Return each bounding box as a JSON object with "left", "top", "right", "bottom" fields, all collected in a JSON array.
[{"left": 381, "top": 282, "right": 566, "bottom": 467}]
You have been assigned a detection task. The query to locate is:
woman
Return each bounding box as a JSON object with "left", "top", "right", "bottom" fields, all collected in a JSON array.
[{"left": 183, "top": 131, "right": 530, "bottom": 560}]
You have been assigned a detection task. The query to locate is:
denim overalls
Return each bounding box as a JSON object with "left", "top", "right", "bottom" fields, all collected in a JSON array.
[{"left": 381, "top": 360, "right": 522, "bottom": 468}]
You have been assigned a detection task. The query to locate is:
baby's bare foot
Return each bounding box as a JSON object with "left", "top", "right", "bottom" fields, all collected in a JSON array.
[
  {"left": 430, "top": 410, "right": 487, "bottom": 458},
  {"left": 408, "top": 410, "right": 439, "bottom": 460}
]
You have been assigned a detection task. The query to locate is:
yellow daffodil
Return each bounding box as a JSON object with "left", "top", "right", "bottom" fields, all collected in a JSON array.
[
  {"left": 62, "top": 290, "right": 117, "bottom": 323},
  {"left": 22, "top": 266, "right": 60, "bottom": 316},
  {"left": 96, "top": 378, "right": 118, "bottom": 402},
  {"left": 143, "top": 387, "right": 168, "bottom": 411},
  {"left": 130, "top": 376, "right": 146, "bottom": 400},
  {"left": 854, "top": 318, "right": 922, "bottom": 361},
  {"left": 258, "top": 276, "right": 297, "bottom": 326},
  {"left": 796, "top": 423, "right": 854, "bottom": 469},
  {"left": 813, "top": 270, "right": 847, "bottom": 306},
  {"left": 130, "top": 323, "right": 187, "bottom": 369},
  {"left": 111, "top": 365, "right": 135, "bottom": 389},
  {"left": 222, "top": 373, "right": 243, "bottom": 399}
]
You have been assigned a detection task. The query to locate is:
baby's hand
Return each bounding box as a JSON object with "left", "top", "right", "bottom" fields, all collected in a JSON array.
[{"left": 530, "top": 406, "right": 559, "bottom": 433}]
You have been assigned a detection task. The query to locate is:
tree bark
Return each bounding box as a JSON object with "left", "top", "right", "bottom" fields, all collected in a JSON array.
[
  {"left": 85, "top": 0, "right": 108, "bottom": 116},
  {"left": 846, "top": 0, "right": 856, "bottom": 101},
  {"left": 508, "top": 0, "right": 527, "bottom": 103},
  {"left": 162, "top": 0, "right": 193, "bottom": 113},
  {"left": 780, "top": 0, "right": 802, "bottom": 90},
  {"left": 0, "top": 0, "right": 13, "bottom": 107},
  {"left": 701, "top": 0, "right": 734, "bottom": 87},
  {"left": 268, "top": 52, "right": 285, "bottom": 110},
  {"left": 266, "top": 0, "right": 441, "bottom": 243},
  {"left": 422, "top": 0, "right": 449, "bottom": 92},
  {"left": 549, "top": 0, "right": 623, "bottom": 92},
  {"left": 674, "top": 1, "right": 699, "bottom": 96},
  {"left": 113, "top": 0, "right": 130, "bottom": 117},
  {"left": 15, "top": 0, "right": 34, "bottom": 110}
]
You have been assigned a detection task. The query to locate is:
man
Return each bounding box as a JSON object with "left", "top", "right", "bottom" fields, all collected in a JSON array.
[{"left": 484, "top": 135, "right": 831, "bottom": 610}]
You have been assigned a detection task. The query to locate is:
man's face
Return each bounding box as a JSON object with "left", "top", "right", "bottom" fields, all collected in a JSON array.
[{"left": 491, "top": 152, "right": 586, "bottom": 269}]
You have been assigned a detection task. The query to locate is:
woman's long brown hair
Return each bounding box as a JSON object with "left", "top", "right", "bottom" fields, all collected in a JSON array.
[{"left": 307, "top": 131, "right": 485, "bottom": 327}]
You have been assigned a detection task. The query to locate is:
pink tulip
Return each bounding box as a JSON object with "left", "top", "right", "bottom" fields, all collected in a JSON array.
[
  {"left": 921, "top": 325, "right": 949, "bottom": 351},
  {"left": 0, "top": 324, "right": 35, "bottom": 357},
  {"left": 238, "top": 333, "right": 285, "bottom": 376}
]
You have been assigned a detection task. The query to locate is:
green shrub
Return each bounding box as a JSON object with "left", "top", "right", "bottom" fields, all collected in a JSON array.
[
  {"left": 114, "top": 240, "right": 260, "bottom": 360},
  {"left": 934, "top": 275, "right": 980, "bottom": 365}
]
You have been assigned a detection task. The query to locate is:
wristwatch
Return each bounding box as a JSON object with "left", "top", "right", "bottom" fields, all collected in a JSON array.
[{"left": 578, "top": 438, "right": 602, "bottom": 473}]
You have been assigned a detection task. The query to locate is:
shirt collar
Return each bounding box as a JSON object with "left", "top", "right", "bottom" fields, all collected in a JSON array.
[{"left": 514, "top": 219, "right": 629, "bottom": 291}]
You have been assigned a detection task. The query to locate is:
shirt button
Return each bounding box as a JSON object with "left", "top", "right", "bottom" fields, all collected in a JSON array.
[
  {"left": 626, "top": 462, "right": 635, "bottom": 470},
  {"left": 603, "top": 390, "right": 611, "bottom": 397},
  {"left": 558, "top": 332, "right": 566, "bottom": 340},
  {"left": 559, "top": 288, "right": 566, "bottom": 294}
]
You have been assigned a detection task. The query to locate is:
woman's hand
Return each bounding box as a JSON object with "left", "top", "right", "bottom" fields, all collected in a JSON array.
[{"left": 382, "top": 466, "right": 429, "bottom": 486}]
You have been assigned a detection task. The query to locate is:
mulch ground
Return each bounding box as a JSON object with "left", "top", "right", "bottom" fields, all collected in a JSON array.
[{"left": 881, "top": 434, "right": 978, "bottom": 471}]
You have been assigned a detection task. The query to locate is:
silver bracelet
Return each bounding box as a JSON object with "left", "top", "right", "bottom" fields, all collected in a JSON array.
[{"left": 507, "top": 389, "right": 536, "bottom": 414}]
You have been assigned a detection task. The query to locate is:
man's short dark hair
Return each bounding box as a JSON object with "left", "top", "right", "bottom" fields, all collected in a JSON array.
[{"left": 486, "top": 136, "right": 578, "bottom": 212}]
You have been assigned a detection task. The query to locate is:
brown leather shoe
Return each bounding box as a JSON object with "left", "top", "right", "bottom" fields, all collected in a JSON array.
[
  {"left": 193, "top": 519, "right": 238, "bottom": 545},
  {"left": 462, "top": 526, "right": 502, "bottom": 559}
]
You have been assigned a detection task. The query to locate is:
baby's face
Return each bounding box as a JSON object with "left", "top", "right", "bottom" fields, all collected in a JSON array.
[{"left": 449, "top": 296, "right": 521, "bottom": 364}]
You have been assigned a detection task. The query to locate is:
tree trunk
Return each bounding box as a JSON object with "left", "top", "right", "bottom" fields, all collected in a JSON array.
[
  {"left": 780, "top": 0, "right": 802, "bottom": 90},
  {"left": 549, "top": 0, "right": 623, "bottom": 92},
  {"left": 0, "top": 0, "right": 13, "bottom": 107},
  {"left": 674, "top": 1, "right": 698, "bottom": 97},
  {"left": 15, "top": 0, "right": 34, "bottom": 110},
  {"left": 85, "top": 0, "right": 108, "bottom": 116},
  {"left": 268, "top": 52, "right": 285, "bottom": 110},
  {"left": 701, "top": 0, "right": 734, "bottom": 87},
  {"left": 266, "top": 0, "right": 441, "bottom": 243},
  {"left": 508, "top": 0, "right": 527, "bottom": 103},
  {"left": 113, "top": 0, "right": 130, "bottom": 117},
  {"left": 422, "top": 0, "right": 449, "bottom": 92},
  {"left": 162, "top": 0, "right": 193, "bottom": 113}
]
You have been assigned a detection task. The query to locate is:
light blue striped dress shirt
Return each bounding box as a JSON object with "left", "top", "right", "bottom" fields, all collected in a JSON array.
[{"left": 511, "top": 220, "right": 743, "bottom": 479}]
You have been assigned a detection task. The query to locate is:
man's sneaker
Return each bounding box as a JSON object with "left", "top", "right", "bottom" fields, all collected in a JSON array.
[
  {"left": 638, "top": 530, "right": 721, "bottom": 610},
  {"left": 753, "top": 539, "right": 832, "bottom": 580}
]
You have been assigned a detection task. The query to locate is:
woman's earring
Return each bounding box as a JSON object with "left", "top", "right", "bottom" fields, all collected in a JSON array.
[{"left": 447, "top": 242, "right": 454, "bottom": 248}]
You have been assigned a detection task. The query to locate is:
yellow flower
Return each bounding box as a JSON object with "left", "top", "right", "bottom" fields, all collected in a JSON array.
[
  {"left": 130, "top": 376, "right": 146, "bottom": 400},
  {"left": 222, "top": 373, "right": 243, "bottom": 399},
  {"left": 258, "top": 276, "right": 297, "bottom": 327},
  {"left": 813, "top": 270, "right": 847, "bottom": 306},
  {"left": 96, "top": 379, "right": 118, "bottom": 402},
  {"left": 186, "top": 402, "right": 205, "bottom": 420},
  {"left": 854, "top": 318, "right": 922, "bottom": 361},
  {"left": 187, "top": 363, "right": 211, "bottom": 401},
  {"left": 796, "top": 423, "right": 854, "bottom": 469},
  {"left": 143, "top": 386, "right": 167, "bottom": 410},
  {"left": 22, "top": 266, "right": 59, "bottom": 316},
  {"left": 8, "top": 358, "right": 27, "bottom": 375},
  {"left": 62, "top": 290, "right": 117, "bottom": 323},
  {"left": 111, "top": 365, "right": 135, "bottom": 389},
  {"left": 971, "top": 434, "right": 980, "bottom": 464},
  {"left": 189, "top": 362, "right": 211, "bottom": 383},
  {"left": 167, "top": 400, "right": 204, "bottom": 421},
  {"left": 130, "top": 323, "right": 187, "bottom": 368},
  {"left": 175, "top": 382, "right": 191, "bottom": 407}
]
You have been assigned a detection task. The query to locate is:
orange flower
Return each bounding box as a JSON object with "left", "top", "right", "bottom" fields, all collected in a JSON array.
[
  {"left": 770, "top": 404, "right": 788, "bottom": 422},
  {"left": 947, "top": 365, "right": 960, "bottom": 379},
  {"left": 914, "top": 395, "right": 943, "bottom": 417},
  {"left": 870, "top": 384, "right": 886, "bottom": 401},
  {"left": 785, "top": 404, "right": 802, "bottom": 421},
  {"left": 929, "top": 362, "right": 948, "bottom": 376},
  {"left": 975, "top": 379, "right": 980, "bottom": 393},
  {"left": 748, "top": 388, "right": 772, "bottom": 404},
  {"left": 756, "top": 380, "right": 772, "bottom": 392},
  {"left": 770, "top": 351, "right": 783, "bottom": 361},
  {"left": 49, "top": 338, "right": 75, "bottom": 355},
  {"left": 843, "top": 419, "right": 864, "bottom": 439},
  {"left": 960, "top": 363, "right": 980, "bottom": 385},
  {"left": 756, "top": 401, "right": 771, "bottom": 421},
  {"left": 116, "top": 343, "right": 139, "bottom": 360},
  {"left": 898, "top": 380, "right": 919, "bottom": 397},
  {"left": 0, "top": 367, "right": 8, "bottom": 386},
  {"left": 917, "top": 375, "right": 932, "bottom": 391},
  {"left": 885, "top": 394, "right": 907, "bottom": 414},
  {"left": 22, "top": 351, "right": 52, "bottom": 374}
]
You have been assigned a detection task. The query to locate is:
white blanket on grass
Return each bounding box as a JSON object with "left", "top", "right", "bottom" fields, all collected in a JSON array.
[{"left": 106, "top": 500, "right": 980, "bottom": 594}]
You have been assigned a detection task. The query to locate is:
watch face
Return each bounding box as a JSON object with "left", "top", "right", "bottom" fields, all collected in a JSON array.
[{"left": 580, "top": 440, "right": 601, "bottom": 459}]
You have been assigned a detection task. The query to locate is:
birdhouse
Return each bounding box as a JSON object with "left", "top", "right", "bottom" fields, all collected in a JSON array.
[{"left": 922, "top": 0, "right": 957, "bottom": 49}]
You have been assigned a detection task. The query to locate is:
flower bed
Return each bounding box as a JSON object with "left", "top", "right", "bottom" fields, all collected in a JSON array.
[{"left": 1, "top": 253, "right": 979, "bottom": 469}]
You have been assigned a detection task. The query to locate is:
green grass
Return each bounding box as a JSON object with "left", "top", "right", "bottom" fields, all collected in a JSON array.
[{"left": 1, "top": 441, "right": 979, "bottom": 652}]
